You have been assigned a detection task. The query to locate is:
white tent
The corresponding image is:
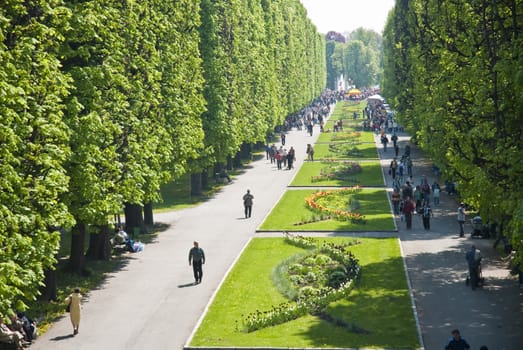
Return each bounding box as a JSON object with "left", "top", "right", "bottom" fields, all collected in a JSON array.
[{"left": 367, "top": 94, "right": 384, "bottom": 101}]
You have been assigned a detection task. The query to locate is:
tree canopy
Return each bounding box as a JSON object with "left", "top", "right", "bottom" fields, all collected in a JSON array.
[
  {"left": 325, "top": 28, "right": 382, "bottom": 89},
  {"left": 383, "top": 0, "right": 523, "bottom": 263},
  {"left": 0, "top": 0, "right": 326, "bottom": 317}
]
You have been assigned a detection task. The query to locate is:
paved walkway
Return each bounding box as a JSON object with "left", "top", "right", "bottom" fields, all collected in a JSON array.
[{"left": 31, "top": 110, "right": 522, "bottom": 350}]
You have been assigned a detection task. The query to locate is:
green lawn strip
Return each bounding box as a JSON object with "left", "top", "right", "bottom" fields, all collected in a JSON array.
[
  {"left": 190, "top": 237, "right": 419, "bottom": 349},
  {"left": 290, "top": 161, "right": 384, "bottom": 187},
  {"left": 314, "top": 142, "right": 378, "bottom": 160},
  {"left": 259, "top": 189, "right": 394, "bottom": 231},
  {"left": 316, "top": 129, "right": 375, "bottom": 143},
  {"left": 330, "top": 100, "right": 365, "bottom": 120}
]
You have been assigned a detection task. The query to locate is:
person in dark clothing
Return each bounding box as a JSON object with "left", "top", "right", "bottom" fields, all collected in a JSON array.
[
  {"left": 188, "top": 241, "right": 205, "bottom": 284},
  {"left": 466, "top": 244, "right": 482, "bottom": 290},
  {"left": 403, "top": 197, "right": 415, "bottom": 229},
  {"left": 445, "top": 329, "right": 471, "bottom": 350},
  {"left": 421, "top": 201, "right": 433, "bottom": 230},
  {"left": 243, "top": 189, "right": 254, "bottom": 218}
]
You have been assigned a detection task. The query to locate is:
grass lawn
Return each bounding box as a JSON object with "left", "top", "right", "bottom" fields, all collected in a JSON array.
[
  {"left": 314, "top": 142, "right": 378, "bottom": 160},
  {"left": 190, "top": 237, "right": 419, "bottom": 349},
  {"left": 329, "top": 100, "right": 365, "bottom": 120},
  {"left": 290, "top": 161, "right": 384, "bottom": 187},
  {"left": 259, "top": 189, "right": 394, "bottom": 231},
  {"left": 316, "top": 129, "right": 375, "bottom": 143}
]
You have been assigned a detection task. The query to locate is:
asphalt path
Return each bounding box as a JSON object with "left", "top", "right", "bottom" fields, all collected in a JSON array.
[
  {"left": 31, "top": 110, "right": 523, "bottom": 350},
  {"left": 31, "top": 118, "right": 325, "bottom": 350}
]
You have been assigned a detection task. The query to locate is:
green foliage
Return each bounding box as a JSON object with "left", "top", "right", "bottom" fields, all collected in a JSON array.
[
  {"left": 326, "top": 28, "right": 382, "bottom": 89},
  {"left": 383, "top": 0, "right": 523, "bottom": 256},
  {"left": 0, "top": 0, "right": 73, "bottom": 317},
  {"left": 0, "top": 0, "right": 326, "bottom": 321},
  {"left": 197, "top": 0, "right": 325, "bottom": 170}
]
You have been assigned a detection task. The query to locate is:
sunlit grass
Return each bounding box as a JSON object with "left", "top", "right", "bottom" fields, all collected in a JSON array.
[
  {"left": 316, "top": 128, "right": 375, "bottom": 143},
  {"left": 314, "top": 142, "right": 379, "bottom": 160},
  {"left": 259, "top": 189, "right": 394, "bottom": 231},
  {"left": 290, "top": 160, "right": 384, "bottom": 187},
  {"left": 190, "top": 237, "right": 419, "bottom": 349}
]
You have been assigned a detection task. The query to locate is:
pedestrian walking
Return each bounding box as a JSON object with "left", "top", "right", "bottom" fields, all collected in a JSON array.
[
  {"left": 391, "top": 189, "right": 401, "bottom": 214},
  {"left": 403, "top": 196, "right": 415, "bottom": 229},
  {"left": 457, "top": 203, "right": 466, "bottom": 237},
  {"left": 281, "top": 133, "right": 286, "bottom": 145},
  {"left": 421, "top": 201, "right": 433, "bottom": 230},
  {"left": 65, "top": 288, "right": 82, "bottom": 335},
  {"left": 287, "top": 147, "right": 295, "bottom": 169},
  {"left": 188, "top": 241, "right": 205, "bottom": 284},
  {"left": 306, "top": 144, "right": 314, "bottom": 161},
  {"left": 444, "top": 329, "right": 471, "bottom": 350},
  {"left": 432, "top": 182, "right": 440, "bottom": 206},
  {"left": 243, "top": 189, "right": 254, "bottom": 218}
]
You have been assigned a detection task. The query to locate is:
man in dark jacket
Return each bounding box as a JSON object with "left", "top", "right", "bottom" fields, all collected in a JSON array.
[
  {"left": 189, "top": 241, "right": 205, "bottom": 284},
  {"left": 445, "top": 329, "right": 471, "bottom": 350}
]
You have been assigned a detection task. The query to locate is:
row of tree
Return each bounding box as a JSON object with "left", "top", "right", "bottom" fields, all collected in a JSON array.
[
  {"left": 382, "top": 0, "right": 523, "bottom": 262},
  {"left": 0, "top": 0, "right": 325, "bottom": 315},
  {"left": 325, "top": 28, "right": 382, "bottom": 90}
]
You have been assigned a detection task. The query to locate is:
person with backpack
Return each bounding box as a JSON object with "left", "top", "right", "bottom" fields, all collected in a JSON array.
[
  {"left": 445, "top": 329, "right": 471, "bottom": 350},
  {"left": 421, "top": 201, "right": 433, "bottom": 230}
]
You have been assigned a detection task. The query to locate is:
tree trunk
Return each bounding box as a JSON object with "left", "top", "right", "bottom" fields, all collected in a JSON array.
[
  {"left": 67, "top": 222, "right": 86, "bottom": 274},
  {"left": 86, "top": 225, "right": 111, "bottom": 260},
  {"left": 191, "top": 172, "right": 203, "bottom": 195},
  {"left": 233, "top": 151, "right": 242, "bottom": 168},
  {"left": 144, "top": 202, "right": 154, "bottom": 231},
  {"left": 201, "top": 169, "right": 209, "bottom": 189},
  {"left": 124, "top": 202, "right": 145, "bottom": 236},
  {"left": 39, "top": 267, "right": 58, "bottom": 301},
  {"left": 226, "top": 156, "right": 233, "bottom": 171},
  {"left": 240, "top": 142, "right": 252, "bottom": 160}
]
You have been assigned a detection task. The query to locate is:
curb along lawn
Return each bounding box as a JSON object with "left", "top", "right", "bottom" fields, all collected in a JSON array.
[
  {"left": 290, "top": 160, "right": 384, "bottom": 187},
  {"left": 259, "top": 189, "right": 394, "bottom": 231},
  {"left": 189, "top": 237, "right": 419, "bottom": 349}
]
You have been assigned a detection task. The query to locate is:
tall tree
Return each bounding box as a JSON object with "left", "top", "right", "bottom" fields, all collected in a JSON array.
[
  {"left": 0, "top": 0, "right": 73, "bottom": 314},
  {"left": 382, "top": 0, "right": 523, "bottom": 262}
]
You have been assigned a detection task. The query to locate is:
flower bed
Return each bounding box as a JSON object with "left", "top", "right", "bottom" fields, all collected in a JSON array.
[
  {"left": 331, "top": 131, "right": 361, "bottom": 142},
  {"left": 304, "top": 186, "right": 366, "bottom": 224},
  {"left": 310, "top": 161, "right": 362, "bottom": 183},
  {"left": 328, "top": 142, "right": 365, "bottom": 157},
  {"left": 242, "top": 233, "right": 361, "bottom": 332}
]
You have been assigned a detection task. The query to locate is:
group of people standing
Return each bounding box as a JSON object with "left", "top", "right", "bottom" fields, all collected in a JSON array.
[{"left": 267, "top": 144, "right": 296, "bottom": 170}]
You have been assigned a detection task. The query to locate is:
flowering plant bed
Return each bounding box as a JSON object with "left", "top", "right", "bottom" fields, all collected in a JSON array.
[
  {"left": 242, "top": 233, "right": 362, "bottom": 332},
  {"left": 314, "top": 142, "right": 378, "bottom": 160},
  {"left": 310, "top": 161, "right": 362, "bottom": 183},
  {"left": 189, "top": 237, "right": 419, "bottom": 348},
  {"left": 304, "top": 187, "right": 365, "bottom": 224},
  {"left": 291, "top": 160, "right": 384, "bottom": 187},
  {"left": 259, "top": 189, "right": 394, "bottom": 231}
]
